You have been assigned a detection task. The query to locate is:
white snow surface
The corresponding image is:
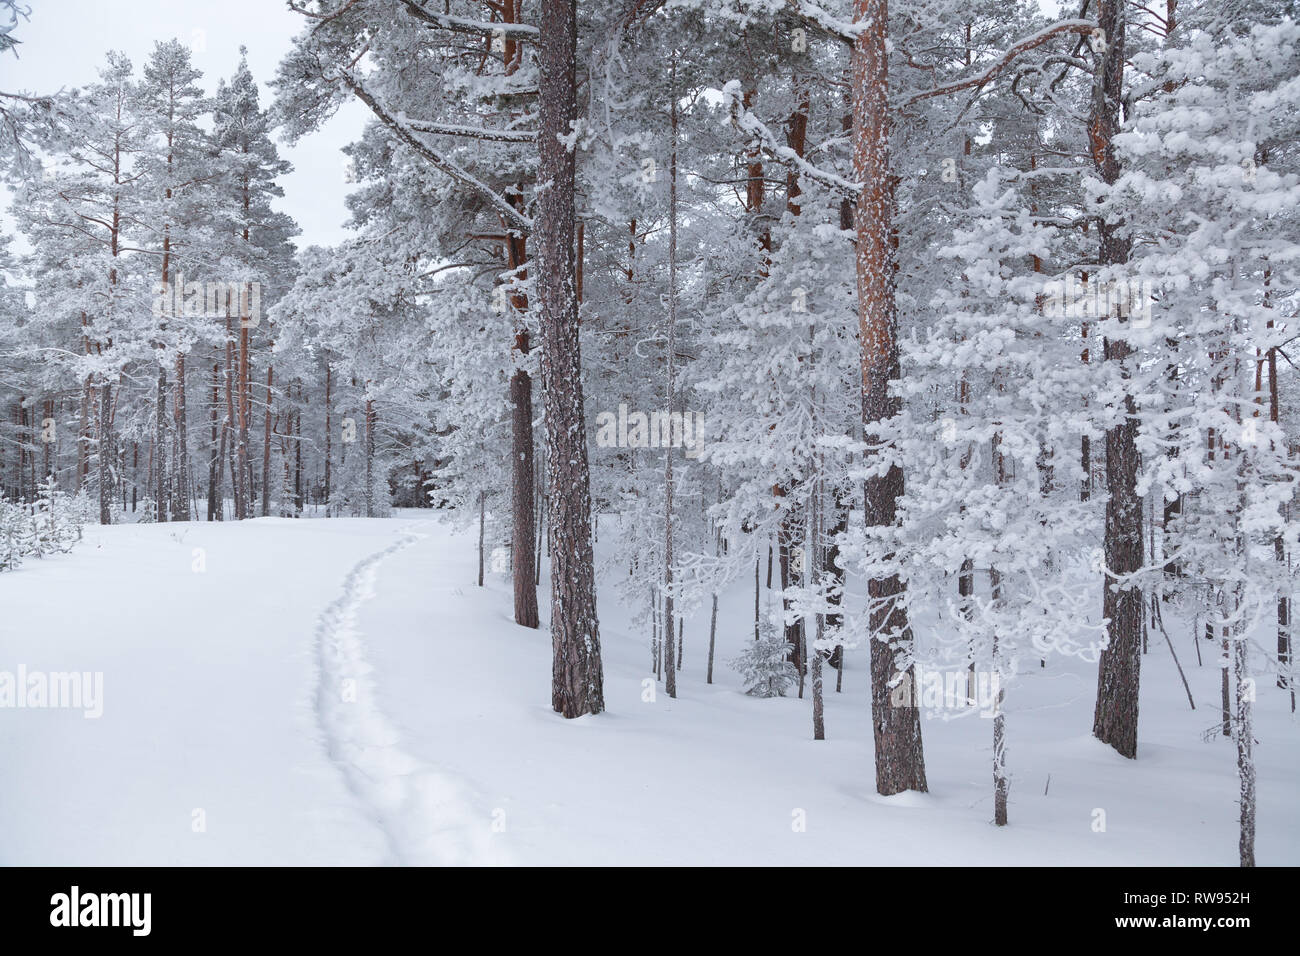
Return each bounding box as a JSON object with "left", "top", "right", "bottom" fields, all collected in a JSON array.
[{"left": 0, "top": 510, "right": 1295, "bottom": 865}]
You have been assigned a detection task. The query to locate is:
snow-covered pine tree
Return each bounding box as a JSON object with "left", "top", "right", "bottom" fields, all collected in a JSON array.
[
  {"left": 1109, "top": 13, "right": 1300, "bottom": 866},
  {"left": 210, "top": 48, "right": 297, "bottom": 521}
]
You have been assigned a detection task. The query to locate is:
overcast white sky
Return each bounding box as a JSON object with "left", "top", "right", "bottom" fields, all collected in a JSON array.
[
  {"left": 0, "top": 0, "right": 367, "bottom": 249},
  {"left": 2, "top": 0, "right": 1074, "bottom": 253}
]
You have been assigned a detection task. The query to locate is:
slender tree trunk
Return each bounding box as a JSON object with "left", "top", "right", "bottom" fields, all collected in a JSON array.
[
  {"left": 510, "top": 363, "right": 539, "bottom": 624},
  {"left": 207, "top": 359, "right": 221, "bottom": 521},
  {"left": 1081, "top": 321, "right": 1092, "bottom": 502},
  {"left": 810, "top": 481, "right": 825, "bottom": 740},
  {"left": 261, "top": 365, "right": 274, "bottom": 517},
  {"left": 478, "top": 490, "right": 486, "bottom": 587},
  {"left": 991, "top": 429, "right": 1009, "bottom": 824},
  {"left": 224, "top": 319, "right": 240, "bottom": 519},
  {"left": 652, "top": 586, "right": 661, "bottom": 680},
  {"left": 825, "top": 498, "right": 847, "bottom": 673},
  {"left": 293, "top": 388, "right": 303, "bottom": 514},
  {"left": 98, "top": 380, "right": 113, "bottom": 525},
  {"left": 707, "top": 511, "right": 720, "bottom": 684},
  {"left": 535, "top": 444, "right": 545, "bottom": 585},
  {"left": 237, "top": 323, "right": 251, "bottom": 519},
  {"left": 662, "top": 56, "right": 679, "bottom": 700},
  {"left": 77, "top": 366, "right": 91, "bottom": 491},
  {"left": 42, "top": 398, "right": 52, "bottom": 484},
  {"left": 1233, "top": 591, "right": 1255, "bottom": 866},
  {"left": 1267, "top": 331, "right": 1291, "bottom": 689},
  {"left": 155, "top": 365, "right": 168, "bottom": 522},
  {"left": 226, "top": 419, "right": 238, "bottom": 522},
  {"left": 1090, "top": 0, "right": 1143, "bottom": 759},
  {"left": 364, "top": 397, "right": 375, "bottom": 518},
  {"left": 853, "top": 0, "right": 926, "bottom": 794},
  {"left": 505, "top": 197, "right": 540, "bottom": 626},
  {"left": 172, "top": 353, "right": 189, "bottom": 520},
  {"left": 498, "top": 0, "right": 540, "bottom": 625},
  {"left": 539, "top": 0, "right": 603, "bottom": 717},
  {"left": 1221, "top": 619, "right": 1232, "bottom": 738},
  {"left": 323, "top": 363, "right": 333, "bottom": 512},
  {"left": 992, "top": 618, "right": 1009, "bottom": 826}
]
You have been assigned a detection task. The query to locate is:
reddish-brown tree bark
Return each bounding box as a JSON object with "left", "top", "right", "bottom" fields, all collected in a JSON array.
[{"left": 852, "top": 0, "right": 927, "bottom": 794}]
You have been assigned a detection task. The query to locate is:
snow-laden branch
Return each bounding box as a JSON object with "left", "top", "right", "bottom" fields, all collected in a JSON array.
[
  {"left": 398, "top": 0, "right": 539, "bottom": 39},
  {"left": 721, "top": 80, "right": 860, "bottom": 199},
  {"left": 338, "top": 72, "right": 533, "bottom": 231},
  {"left": 401, "top": 117, "right": 536, "bottom": 143},
  {"left": 902, "top": 20, "right": 1097, "bottom": 107},
  {"left": 788, "top": 0, "right": 864, "bottom": 44}
]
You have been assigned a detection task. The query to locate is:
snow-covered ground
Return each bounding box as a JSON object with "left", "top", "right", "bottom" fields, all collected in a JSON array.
[{"left": 1, "top": 511, "right": 1295, "bottom": 865}]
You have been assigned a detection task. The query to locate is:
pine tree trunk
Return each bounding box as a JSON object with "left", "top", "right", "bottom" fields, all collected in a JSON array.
[
  {"left": 825, "top": 500, "right": 847, "bottom": 672},
  {"left": 1267, "top": 339, "right": 1292, "bottom": 689},
  {"left": 501, "top": 0, "right": 540, "bottom": 618},
  {"left": 226, "top": 420, "right": 238, "bottom": 522},
  {"left": 992, "top": 650, "right": 1008, "bottom": 825},
  {"left": 539, "top": 0, "right": 603, "bottom": 717},
  {"left": 261, "top": 366, "right": 274, "bottom": 517},
  {"left": 1090, "top": 0, "right": 1143, "bottom": 759},
  {"left": 707, "top": 518, "right": 720, "bottom": 684},
  {"left": 777, "top": 496, "right": 805, "bottom": 674},
  {"left": 810, "top": 484, "right": 825, "bottom": 740},
  {"left": 171, "top": 353, "right": 189, "bottom": 520},
  {"left": 207, "top": 359, "right": 221, "bottom": 521},
  {"left": 42, "top": 398, "right": 52, "bottom": 484},
  {"left": 323, "top": 363, "right": 332, "bottom": 512},
  {"left": 853, "top": 0, "right": 926, "bottom": 795},
  {"left": 15, "top": 400, "right": 25, "bottom": 503},
  {"left": 510, "top": 366, "right": 539, "bottom": 624},
  {"left": 1233, "top": 599, "right": 1256, "bottom": 866},
  {"left": 237, "top": 324, "right": 251, "bottom": 519},
  {"left": 224, "top": 320, "right": 240, "bottom": 519},
  {"left": 364, "top": 397, "right": 375, "bottom": 518},
  {"left": 1221, "top": 619, "right": 1232, "bottom": 737},
  {"left": 97, "top": 380, "right": 113, "bottom": 525},
  {"left": 505, "top": 193, "right": 540, "bottom": 623},
  {"left": 478, "top": 490, "right": 486, "bottom": 587},
  {"left": 155, "top": 365, "right": 168, "bottom": 522},
  {"left": 294, "top": 393, "right": 303, "bottom": 514},
  {"left": 663, "top": 58, "right": 679, "bottom": 700},
  {"left": 77, "top": 374, "right": 91, "bottom": 491},
  {"left": 535, "top": 450, "right": 546, "bottom": 583}
]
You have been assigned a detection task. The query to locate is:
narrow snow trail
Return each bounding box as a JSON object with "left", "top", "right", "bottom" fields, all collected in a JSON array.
[{"left": 313, "top": 522, "right": 507, "bottom": 866}]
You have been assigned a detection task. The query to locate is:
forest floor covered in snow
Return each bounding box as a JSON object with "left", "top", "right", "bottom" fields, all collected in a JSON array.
[{"left": 0, "top": 510, "right": 1296, "bottom": 866}]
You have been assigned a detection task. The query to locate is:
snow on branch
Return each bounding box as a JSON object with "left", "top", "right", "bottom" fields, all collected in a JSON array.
[
  {"left": 721, "top": 80, "right": 860, "bottom": 198},
  {"left": 339, "top": 72, "right": 533, "bottom": 231},
  {"left": 902, "top": 20, "right": 1098, "bottom": 107},
  {"left": 788, "top": 0, "right": 864, "bottom": 44},
  {"left": 398, "top": 0, "right": 539, "bottom": 39},
  {"left": 401, "top": 118, "right": 536, "bottom": 144}
]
